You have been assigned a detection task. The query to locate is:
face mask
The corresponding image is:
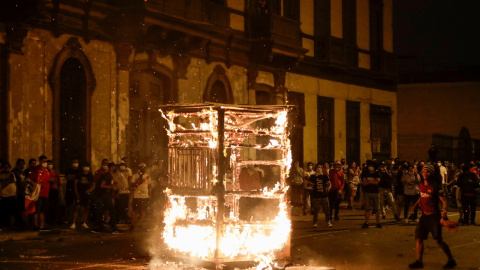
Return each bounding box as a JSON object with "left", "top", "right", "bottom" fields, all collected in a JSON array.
[
  {"left": 308, "top": 166, "right": 313, "bottom": 170},
  {"left": 438, "top": 163, "right": 442, "bottom": 166},
  {"left": 72, "top": 163, "right": 79, "bottom": 169},
  {"left": 83, "top": 167, "right": 90, "bottom": 171},
  {"left": 315, "top": 168, "right": 322, "bottom": 173},
  {"left": 41, "top": 162, "right": 48, "bottom": 168},
  {"left": 119, "top": 166, "right": 126, "bottom": 171},
  {"left": 47, "top": 165, "right": 53, "bottom": 170},
  {"left": 103, "top": 165, "right": 108, "bottom": 170},
  {"left": 368, "top": 167, "right": 374, "bottom": 172}
]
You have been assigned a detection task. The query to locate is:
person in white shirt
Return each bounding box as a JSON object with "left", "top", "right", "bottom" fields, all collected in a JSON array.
[
  {"left": 115, "top": 162, "right": 131, "bottom": 224},
  {"left": 438, "top": 161, "right": 448, "bottom": 197},
  {"left": 130, "top": 163, "right": 152, "bottom": 230}
]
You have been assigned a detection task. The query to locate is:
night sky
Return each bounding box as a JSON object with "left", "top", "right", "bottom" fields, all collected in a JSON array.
[{"left": 393, "top": 0, "right": 480, "bottom": 69}]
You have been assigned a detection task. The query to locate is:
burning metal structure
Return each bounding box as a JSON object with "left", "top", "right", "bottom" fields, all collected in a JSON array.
[{"left": 159, "top": 104, "right": 293, "bottom": 268}]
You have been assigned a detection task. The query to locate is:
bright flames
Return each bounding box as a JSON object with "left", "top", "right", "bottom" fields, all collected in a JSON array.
[{"left": 157, "top": 104, "right": 293, "bottom": 268}]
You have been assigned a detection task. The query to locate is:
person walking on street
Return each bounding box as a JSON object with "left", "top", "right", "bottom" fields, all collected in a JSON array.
[
  {"left": 361, "top": 161, "right": 382, "bottom": 228},
  {"left": 379, "top": 164, "right": 400, "bottom": 221},
  {"left": 328, "top": 161, "right": 344, "bottom": 221},
  {"left": 408, "top": 164, "right": 456, "bottom": 269},
  {"left": 309, "top": 164, "right": 332, "bottom": 228},
  {"left": 402, "top": 164, "right": 421, "bottom": 222}
]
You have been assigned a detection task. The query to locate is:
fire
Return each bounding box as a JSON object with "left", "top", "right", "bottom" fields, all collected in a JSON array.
[{"left": 156, "top": 104, "right": 293, "bottom": 269}]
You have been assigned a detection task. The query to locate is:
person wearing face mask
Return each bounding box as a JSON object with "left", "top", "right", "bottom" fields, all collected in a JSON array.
[
  {"left": 11, "top": 159, "right": 26, "bottom": 224},
  {"left": 114, "top": 162, "right": 131, "bottom": 224},
  {"left": 64, "top": 158, "right": 80, "bottom": 225},
  {"left": 361, "top": 161, "right": 382, "bottom": 228},
  {"left": 0, "top": 162, "right": 21, "bottom": 229},
  {"left": 328, "top": 161, "right": 345, "bottom": 221},
  {"left": 27, "top": 155, "right": 51, "bottom": 231},
  {"left": 46, "top": 160, "right": 60, "bottom": 226},
  {"left": 304, "top": 162, "right": 315, "bottom": 215},
  {"left": 70, "top": 163, "right": 94, "bottom": 229},
  {"left": 130, "top": 163, "right": 152, "bottom": 231},
  {"left": 92, "top": 162, "right": 121, "bottom": 234},
  {"left": 309, "top": 164, "right": 332, "bottom": 228},
  {"left": 378, "top": 163, "right": 400, "bottom": 221},
  {"left": 402, "top": 164, "right": 421, "bottom": 223}
]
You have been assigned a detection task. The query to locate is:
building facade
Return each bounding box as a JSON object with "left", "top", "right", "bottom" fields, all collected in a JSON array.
[{"left": 0, "top": 0, "right": 397, "bottom": 171}]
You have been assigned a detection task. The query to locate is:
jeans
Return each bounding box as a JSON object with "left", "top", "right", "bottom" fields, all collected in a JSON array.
[
  {"left": 328, "top": 190, "right": 341, "bottom": 219},
  {"left": 312, "top": 197, "right": 330, "bottom": 224},
  {"left": 461, "top": 196, "right": 477, "bottom": 223}
]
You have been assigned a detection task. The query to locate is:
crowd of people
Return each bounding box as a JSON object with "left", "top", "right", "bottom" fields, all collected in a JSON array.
[
  {"left": 288, "top": 157, "right": 480, "bottom": 229},
  {"left": 0, "top": 156, "right": 167, "bottom": 233}
]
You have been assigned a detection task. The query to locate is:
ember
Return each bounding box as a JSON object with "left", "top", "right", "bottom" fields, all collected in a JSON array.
[{"left": 155, "top": 104, "right": 293, "bottom": 269}]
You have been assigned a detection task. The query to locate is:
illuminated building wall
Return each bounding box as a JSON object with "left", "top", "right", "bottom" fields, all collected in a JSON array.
[{"left": 0, "top": 0, "right": 398, "bottom": 170}]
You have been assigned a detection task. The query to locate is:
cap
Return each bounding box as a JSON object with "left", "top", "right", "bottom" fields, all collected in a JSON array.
[
  {"left": 138, "top": 163, "right": 146, "bottom": 167},
  {"left": 335, "top": 160, "right": 342, "bottom": 165}
]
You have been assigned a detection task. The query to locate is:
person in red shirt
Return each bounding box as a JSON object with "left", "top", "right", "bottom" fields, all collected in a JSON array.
[
  {"left": 47, "top": 160, "right": 60, "bottom": 226},
  {"left": 408, "top": 164, "right": 456, "bottom": 269},
  {"left": 328, "top": 160, "right": 345, "bottom": 221},
  {"left": 28, "top": 155, "right": 51, "bottom": 231}
]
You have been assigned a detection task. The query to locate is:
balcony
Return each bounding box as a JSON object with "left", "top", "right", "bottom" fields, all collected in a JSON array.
[
  {"left": 371, "top": 51, "right": 397, "bottom": 77},
  {"left": 247, "top": 13, "right": 301, "bottom": 48}
]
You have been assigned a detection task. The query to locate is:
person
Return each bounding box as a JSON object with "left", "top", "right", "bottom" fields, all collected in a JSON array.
[
  {"left": 115, "top": 161, "right": 131, "bottom": 224},
  {"left": 346, "top": 161, "right": 361, "bottom": 209},
  {"left": 0, "top": 162, "right": 21, "bottom": 229},
  {"left": 361, "top": 161, "right": 382, "bottom": 228},
  {"left": 130, "top": 163, "right": 152, "bottom": 231},
  {"left": 456, "top": 164, "right": 479, "bottom": 226},
  {"left": 24, "top": 158, "right": 37, "bottom": 178},
  {"left": 408, "top": 164, "right": 456, "bottom": 269},
  {"left": 47, "top": 160, "right": 60, "bottom": 226},
  {"left": 378, "top": 163, "right": 400, "bottom": 221},
  {"left": 288, "top": 161, "right": 305, "bottom": 215},
  {"left": 438, "top": 161, "right": 448, "bottom": 197},
  {"left": 309, "top": 164, "right": 332, "bottom": 228},
  {"left": 93, "top": 162, "right": 121, "bottom": 234},
  {"left": 28, "top": 155, "right": 51, "bottom": 231},
  {"left": 328, "top": 161, "right": 344, "bottom": 221},
  {"left": 304, "top": 162, "right": 315, "bottom": 215},
  {"left": 427, "top": 144, "right": 438, "bottom": 163},
  {"left": 394, "top": 163, "right": 405, "bottom": 221},
  {"left": 402, "top": 164, "right": 420, "bottom": 222},
  {"left": 11, "top": 159, "right": 26, "bottom": 226},
  {"left": 64, "top": 158, "right": 80, "bottom": 225},
  {"left": 70, "top": 164, "right": 94, "bottom": 229}
]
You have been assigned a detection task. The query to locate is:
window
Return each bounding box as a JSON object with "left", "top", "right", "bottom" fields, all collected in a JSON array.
[
  {"left": 314, "top": 0, "right": 330, "bottom": 37},
  {"left": 317, "top": 97, "right": 334, "bottom": 163},
  {"left": 287, "top": 91, "right": 305, "bottom": 165},
  {"left": 283, "top": 0, "right": 300, "bottom": 21},
  {"left": 370, "top": 105, "right": 391, "bottom": 161},
  {"left": 369, "top": 0, "right": 383, "bottom": 52},
  {"left": 0, "top": 45, "right": 7, "bottom": 158},
  {"left": 342, "top": 0, "right": 356, "bottom": 45},
  {"left": 346, "top": 101, "right": 360, "bottom": 165}
]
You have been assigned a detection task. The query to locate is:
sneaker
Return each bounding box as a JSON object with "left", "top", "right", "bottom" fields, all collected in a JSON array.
[
  {"left": 69, "top": 223, "right": 76, "bottom": 229},
  {"left": 443, "top": 259, "right": 456, "bottom": 269},
  {"left": 408, "top": 260, "right": 424, "bottom": 269},
  {"left": 405, "top": 219, "right": 410, "bottom": 224},
  {"left": 394, "top": 216, "right": 401, "bottom": 222},
  {"left": 112, "top": 230, "right": 123, "bottom": 235},
  {"left": 313, "top": 223, "right": 318, "bottom": 228},
  {"left": 91, "top": 229, "right": 101, "bottom": 234},
  {"left": 327, "top": 221, "right": 333, "bottom": 228},
  {"left": 39, "top": 227, "right": 51, "bottom": 232},
  {"left": 376, "top": 223, "right": 382, "bottom": 228},
  {"left": 361, "top": 223, "right": 369, "bottom": 229},
  {"left": 82, "top": 223, "right": 89, "bottom": 229}
]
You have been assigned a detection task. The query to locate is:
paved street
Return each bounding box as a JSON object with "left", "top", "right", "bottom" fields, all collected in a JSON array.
[{"left": 0, "top": 205, "right": 479, "bottom": 270}]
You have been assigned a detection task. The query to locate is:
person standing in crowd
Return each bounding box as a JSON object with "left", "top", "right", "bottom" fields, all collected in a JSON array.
[
  {"left": 402, "top": 164, "right": 421, "bottom": 222},
  {"left": 378, "top": 163, "right": 400, "bottom": 221},
  {"left": 288, "top": 161, "right": 306, "bottom": 215},
  {"left": 328, "top": 161, "right": 344, "bottom": 221},
  {"left": 64, "top": 158, "right": 80, "bottom": 225},
  {"left": 70, "top": 163, "right": 94, "bottom": 229},
  {"left": 408, "top": 165, "right": 456, "bottom": 269},
  {"left": 438, "top": 161, "right": 448, "bottom": 197},
  {"left": 47, "top": 160, "right": 60, "bottom": 226},
  {"left": 24, "top": 158, "right": 37, "bottom": 178},
  {"left": 428, "top": 144, "right": 438, "bottom": 163},
  {"left": 456, "top": 164, "right": 479, "bottom": 226},
  {"left": 0, "top": 162, "right": 21, "bottom": 229},
  {"left": 115, "top": 161, "right": 131, "bottom": 224},
  {"left": 304, "top": 162, "right": 315, "bottom": 215},
  {"left": 361, "top": 161, "right": 382, "bottom": 228},
  {"left": 394, "top": 164, "right": 405, "bottom": 221},
  {"left": 346, "top": 161, "right": 361, "bottom": 210},
  {"left": 93, "top": 162, "right": 120, "bottom": 234},
  {"left": 11, "top": 158, "right": 26, "bottom": 226},
  {"left": 28, "top": 155, "right": 51, "bottom": 231},
  {"left": 130, "top": 163, "right": 152, "bottom": 231},
  {"left": 309, "top": 164, "right": 332, "bottom": 228}
]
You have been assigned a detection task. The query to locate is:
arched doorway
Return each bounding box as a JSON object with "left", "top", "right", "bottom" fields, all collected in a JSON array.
[
  {"left": 49, "top": 38, "right": 95, "bottom": 173},
  {"left": 203, "top": 65, "right": 233, "bottom": 104},
  {"left": 127, "top": 64, "right": 173, "bottom": 168},
  {"left": 59, "top": 58, "right": 87, "bottom": 171}
]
